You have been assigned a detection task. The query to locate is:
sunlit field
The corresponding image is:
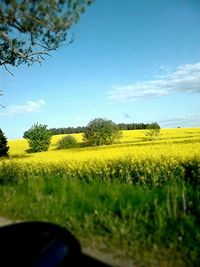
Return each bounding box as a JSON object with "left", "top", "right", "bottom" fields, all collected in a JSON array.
[
  {"left": 8, "top": 128, "right": 200, "bottom": 161},
  {"left": 1, "top": 128, "right": 200, "bottom": 267}
]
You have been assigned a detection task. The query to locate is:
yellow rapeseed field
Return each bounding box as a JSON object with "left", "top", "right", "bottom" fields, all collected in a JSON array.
[
  {"left": 6, "top": 128, "right": 200, "bottom": 165},
  {"left": 8, "top": 128, "right": 200, "bottom": 161},
  {"left": 0, "top": 127, "right": 199, "bottom": 188}
]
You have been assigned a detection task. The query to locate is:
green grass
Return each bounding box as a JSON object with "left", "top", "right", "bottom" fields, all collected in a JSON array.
[{"left": 0, "top": 176, "right": 199, "bottom": 267}]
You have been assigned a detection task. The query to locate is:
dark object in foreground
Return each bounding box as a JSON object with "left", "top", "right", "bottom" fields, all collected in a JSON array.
[{"left": 0, "top": 221, "right": 111, "bottom": 267}]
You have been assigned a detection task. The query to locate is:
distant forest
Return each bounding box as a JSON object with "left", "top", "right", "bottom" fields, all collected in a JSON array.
[{"left": 49, "top": 123, "right": 152, "bottom": 135}]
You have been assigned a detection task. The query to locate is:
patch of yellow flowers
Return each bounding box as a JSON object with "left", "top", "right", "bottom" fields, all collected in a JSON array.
[{"left": 2, "top": 128, "right": 200, "bottom": 182}]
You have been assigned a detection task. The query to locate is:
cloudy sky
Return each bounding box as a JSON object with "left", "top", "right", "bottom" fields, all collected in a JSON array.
[{"left": 1, "top": 0, "right": 200, "bottom": 138}]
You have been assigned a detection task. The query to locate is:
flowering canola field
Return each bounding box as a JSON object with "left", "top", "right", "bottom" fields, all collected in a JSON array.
[
  {"left": 0, "top": 128, "right": 198, "bottom": 186},
  {"left": 8, "top": 128, "right": 200, "bottom": 162}
]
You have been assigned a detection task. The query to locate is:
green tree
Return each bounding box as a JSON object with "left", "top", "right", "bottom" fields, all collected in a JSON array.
[
  {"left": 57, "top": 135, "right": 78, "bottom": 149},
  {"left": 0, "top": 129, "right": 9, "bottom": 157},
  {"left": 145, "top": 122, "right": 161, "bottom": 140},
  {"left": 0, "top": 0, "right": 92, "bottom": 68},
  {"left": 83, "top": 118, "right": 122, "bottom": 146},
  {"left": 24, "top": 123, "right": 52, "bottom": 152}
]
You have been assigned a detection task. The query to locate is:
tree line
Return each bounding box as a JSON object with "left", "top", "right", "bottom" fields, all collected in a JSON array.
[
  {"left": 48, "top": 122, "right": 154, "bottom": 136},
  {"left": 0, "top": 119, "right": 160, "bottom": 156}
]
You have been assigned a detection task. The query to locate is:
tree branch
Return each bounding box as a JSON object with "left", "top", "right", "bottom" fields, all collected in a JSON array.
[
  {"left": 3, "top": 65, "right": 14, "bottom": 76},
  {"left": 29, "top": 50, "right": 51, "bottom": 57},
  {"left": 0, "top": 31, "right": 43, "bottom": 64}
]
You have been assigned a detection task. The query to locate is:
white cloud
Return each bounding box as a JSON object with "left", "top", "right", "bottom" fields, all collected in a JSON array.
[
  {"left": 158, "top": 114, "right": 200, "bottom": 128},
  {"left": 0, "top": 99, "right": 46, "bottom": 116},
  {"left": 108, "top": 63, "right": 200, "bottom": 101}
]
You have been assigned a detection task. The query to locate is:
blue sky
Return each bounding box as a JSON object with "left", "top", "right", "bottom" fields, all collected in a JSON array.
[{"left": 1, "top": 0, "right": 200, "bottom": 139}]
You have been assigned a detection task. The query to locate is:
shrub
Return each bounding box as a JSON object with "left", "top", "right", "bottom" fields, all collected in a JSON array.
[
  {"left": 145, "top": 122, "right": 161, "bottom": 140},
  {"left": 24, "top": 123, "right": 52, "bottom": 152},
  {"left": 0, "top": 129, "right": 9, "bottom": 157},
  {"left": 57, "top": 135, "right": 78, "bottom": 149},
  {"left": 83, "top": 118, "right": 122, "bottom": 146}
]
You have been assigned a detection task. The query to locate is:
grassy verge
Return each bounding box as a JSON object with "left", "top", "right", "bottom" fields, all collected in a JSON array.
[{"left": 0, "top": 176, "right": 199, "bottom": 267}]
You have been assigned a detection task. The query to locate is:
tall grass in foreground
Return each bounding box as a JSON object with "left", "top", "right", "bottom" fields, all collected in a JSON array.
[
  {"left": 0, "top": 156, "right": 199, "bottom": 186},
  {"left": 0, "top": 177, "right": 199, "bottom": 267}
]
